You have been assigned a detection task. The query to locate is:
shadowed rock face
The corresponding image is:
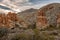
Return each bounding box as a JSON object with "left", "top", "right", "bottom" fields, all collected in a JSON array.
[{"left": 37, "top": 3, "right": 60, "bottom": 29}]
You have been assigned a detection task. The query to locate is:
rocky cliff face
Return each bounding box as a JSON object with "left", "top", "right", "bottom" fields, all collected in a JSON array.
[
  {"left": 0, "top": 12, "right": 28, "bottom": 29},
  {"left": 37, "top": 3, "right": 60, "bottom": 29}
]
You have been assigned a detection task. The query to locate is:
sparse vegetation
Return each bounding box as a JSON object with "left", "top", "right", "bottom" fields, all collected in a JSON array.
[
  {"left": 0, "top": 26, "right": 58, "bottom": 40},
  {"left": 0, "top": 27, "right": 8, "bottom": 37},
  {"left": 0, "top": 27, "right": 8, "bottom": 40},
  {"left": 11, "top": 33, "right": 33, "bottom": 40},
  {"left": 40, "top": 25, "right": 57, "bottom": 31},
  {"left": 28, "top": 22, "right": 36, "bottom": 29}
]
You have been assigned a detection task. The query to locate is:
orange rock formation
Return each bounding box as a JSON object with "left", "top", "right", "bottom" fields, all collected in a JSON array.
[{"left": 0, "top": 12, "right": 28, "bottom": 28}]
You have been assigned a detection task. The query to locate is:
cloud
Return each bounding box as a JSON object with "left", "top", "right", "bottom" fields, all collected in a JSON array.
[
  {"left": 0, "top": 0, "right": 3, "bottom": 2},
  {"left": 1, "top": 0, "right": 60, "bottom": 12},
  {"left": 1, "top": 0, "right": 60, "bottom": 6}
]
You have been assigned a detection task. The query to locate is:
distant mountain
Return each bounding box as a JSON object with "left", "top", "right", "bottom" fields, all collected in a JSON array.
[
  {"left": 20, "top": 8, "right": 38, "bottom": 13},
  {"left": 18, "top": 8, "right": 38, "bottom": 26},
  {"left": 37, "top": 3, "right": 60, "bottom": 29}
]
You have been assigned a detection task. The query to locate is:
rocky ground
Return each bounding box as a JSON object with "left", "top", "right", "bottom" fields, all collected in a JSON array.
[{"left": 0, "top": 26, "right": 60, "bottom": 40}]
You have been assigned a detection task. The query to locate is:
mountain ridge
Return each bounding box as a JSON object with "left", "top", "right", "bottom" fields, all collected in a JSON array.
[{"left": 37, "top": 3, "right": 60, "bottom": 29}]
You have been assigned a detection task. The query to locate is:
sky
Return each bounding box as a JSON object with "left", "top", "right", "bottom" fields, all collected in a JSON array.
[{"left": 0, "top": 0, "right": 60, "bottom": 12}]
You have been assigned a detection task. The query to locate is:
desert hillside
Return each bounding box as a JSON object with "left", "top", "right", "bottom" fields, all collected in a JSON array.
[
  {"left": 1, "top": 3, "right": 60, "bottom": 40},
  {"left": 37, "top": 3, "right": 60, "bottom": 29}
]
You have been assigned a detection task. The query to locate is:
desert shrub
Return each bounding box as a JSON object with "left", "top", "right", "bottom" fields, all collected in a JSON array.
[
  {"left": 11, "top": 33, "right": 29, "bottom": 40},
  {"left": 11, "top": 28, "right": 56, "bottom": 40},
  {"left": 33, "top": 29, "right": 40, "bottom": 35},
  {"left": 47, "top": 25, "right": 56, "bottom": 30},
  {"left": 33, "top": 29, "right": 40, "bottom": 40},
  {"left": 50, "top": 24, "right": 55, "bottom": 27},
  {"left": 57, "top": 24, "right": 60, "bottom": 30},
  {"left": 0, "top": 27, "right": 8, "bottom": 37},
  {"left": 11, "top": 32, "right": 36, "bottom": 40},
  {"left": 40, "top": 24, "right": 57, "bottom": 31},
  {"left": 33, "top": 29, "right": 55, "bottom": 40},
  {"left": 28, "top": 23, "right": 36, "bottom": 29},
  {"left": 40, "top": 32, "right": 55, "bottom": 40}
]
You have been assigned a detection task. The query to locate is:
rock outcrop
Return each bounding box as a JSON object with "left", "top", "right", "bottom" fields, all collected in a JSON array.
[{"left": 0, "top": 12, "right": 28, "bottom": 29}]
